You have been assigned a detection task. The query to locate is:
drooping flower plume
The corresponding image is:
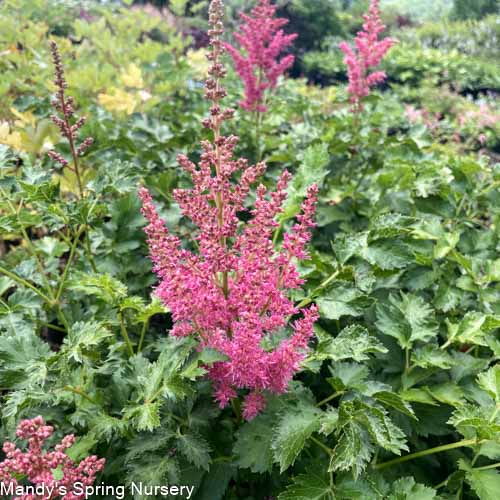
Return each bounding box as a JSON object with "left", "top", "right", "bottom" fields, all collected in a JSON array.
[
  {"left": 339, "top": 0, "right": 396, "bottom": 112},
  {"left": 224, "top": 0, "right": 297, "bottom": 113},
  {"left": 139, "top": 0, "right": 318, "bottom": 420},
  {"left": 0, "top": 416, "right": 105, "bottom": 500}
]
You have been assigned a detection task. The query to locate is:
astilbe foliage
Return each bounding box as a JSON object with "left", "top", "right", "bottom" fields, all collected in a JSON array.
[
  {"left": 339, "top": 0, "right": 396, "bottom": 112},
  {"left": 139, "top": 0, "right": 318, "bottom": 421},
  {"left": 0, "top": 416, "right": 105, "bottom": 500},
  {"left": 224, "top": 0, "right": 297, "bottom": 113}
]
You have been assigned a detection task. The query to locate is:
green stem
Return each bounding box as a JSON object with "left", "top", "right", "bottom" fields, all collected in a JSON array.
[
  {"left": 231, "top": 397, "right": 242, "bottom": 423},
  {"left": 56, "top": 225, "right": 84, "bottom": 302},
  {"left": 272, "top": 220, "right": 283, "bottom": 246},
  {"left": 296, "top": 269, "right": 340, "bottom": 309},
  {"left": 317, "top": 391, "right": 344, "bottom": 408},
  {"left": 137, "top": 319, "right": 149, "bottom": 353},
  {"left": 374, "top": 438, "right": 482, "bottom": 470},
  {"left": 118, "top": 311, "right": 134, "bottom": 356},
  {"left": 310, "top": 436, "right": 333, "bottom": 456},
  {"left": 474, "top": 462, "right": 500, "bottom": 471},
  {"left": 39, "top": 321, "right": 66, "bottom": 333},
  {"left": 84, "top": 230, "right": 98, "bottom": 273},
  {"left": 63, "top": 385, "right": 98, "bottom": 405},
  {"left": 0, "top": 265, "right": 52, "bottom": 303},
  {"left": 404, "top": 347, "right": 411, "bottom": 372}
]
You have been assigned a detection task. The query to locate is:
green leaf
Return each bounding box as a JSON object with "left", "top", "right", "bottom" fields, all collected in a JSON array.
[
  {"left": 68, "top": 273, "right": 128, "bottom": 305},
  {"left": 434, "top": 231, "right": 460, "bottom": 259},
  {"left": 375, "top": 292, "right": 438, "bottom": 349},
  {"left": 477, "top": 365, "right": 500, "bottom": 405},
  {"left": 373, "top": 391, "right": 416, "bottom": 419},
  {"left": 278, "top": 470, "right": 334, "bottom": 500},
  {"left": 66, "top": 434, "right": 99, "bottom": 462},
  {"left": 330, "top": 401, "right": 407, "bottom": 477},
  {"left": 426, "top": 382, "right": 465, "bottom": 407},
  {"left": 449, "top": 404, "right": 500, "bottom": 441},
  {"left": 400, "top": 388, "right": 439, "bottom": 406},
  {"left": 272, "top": 402, "right": 322, "bottom": 472},
  {"left": 0, "top": 330, "right": 51, "bottom": 388},
  {"left": 62, "top": 322, "right": 112, "bottom": 364},
  {"left": 282, "top": 143, "right": 329, "bottom": 220},
  {"left": 234, "top": 412, "right": 275, "bottom": 473},
  {"left": 319, "top": 408, "right": 339, "bottom": 436},
  {"left": 464, "top": 467, "right": 500, "bottom": 500},
  {"left": 176, "top": 431, "right": 211, "bottom": 471},
  {"left": 355, "top": 403, "right": 408, "bottom": 455},
  {"left": 51, "top": 465, "right": 64, "bottom": 481},
  {"left": 327, "top": 362, "right": 369, "bottom": 392},
  {"left": 329, "top": 419, "right": 373, "bottom": 477},
  {"left": 444, "top": 312, "right": 500, "bottom": 347},
  {"left": 315, "top": 325, "right": 387, "bottom": 362},
  {"left": 411, "top": 345, "right": 454, "bottom": 369},
  {"left": 124, "top": 401, "right": 161, "bottom": 432},
  {"left": 135, "top": 295, "right": 168, "bottom": 323},
  {"left": 317, "top": 282, "right": 374, "bottom": 320},
  {"left": 35, "top": 237, "right": 69, "bottom": 258},
  {"left": 387, "top": 476, "right": 438, "bottom": 499}
]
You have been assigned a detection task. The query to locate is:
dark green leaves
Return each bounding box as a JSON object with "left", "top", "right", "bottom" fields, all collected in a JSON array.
[
  {"left": 272, "top": 401, "right": 322, "bottom": 472},
  {"left": 315, "top": 325, "right": 387, "bottom": 362},
  {"left": 375, "top": 292, "right": 438, "bottom": 349},
  {"left": 317, "top": 282, "right": 374, "bottom": 320},
  {"left": 278, "top": 470, "right": 334, "bottom": 500}
]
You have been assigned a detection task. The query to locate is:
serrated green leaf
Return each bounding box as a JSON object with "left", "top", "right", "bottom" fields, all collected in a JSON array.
[
  {"left": 272, "top": 402, "right": 322, "bottom": 472},
  {"left": 176, "top": 431, "right": 211, "bottom": 471},
  {"left": 329, "top": 420, "right": 373, "bottom": 477},
  {"left": 62, "top": 321, "right": 112, "bottom": 364},
  {"left": 412, "top": 345, "right": 454, "bottom": 369},
  {"left": 328, "top": 362, "right": 369, "bottom": 392},
  {"left": 464, "top": 467, "right": 500, "bottom": 500},
  {"left": 124, "top": 401, "right": 161, "bottom": 432},
  {"left": 373, "top": 391, "right": 416, "bottom": 419},
  {"left": 319, "top": 407, "right": 339, "bottom": 436},
  {"left": 375, "top": 292, "right": 438, "bottom": 349},
  {"left": 68, "top": 272, "right": 128, "bottom": 305},
  {"left": 315, "top": 324, "right": 387, "bottom": 362},
  {"left": 278, "top": 470, "right": 334, "bottom": 500},
  {"left": 234, "top": 412, "right": 275, "bottom": 473},
  {"left": 387, "top": 476, "right": 438, "bottom": 499},
  {"left": 317, "top": 282, "right": 374, "bottom": 321},
  {"left": 478, "top": 365, "right": 500, "bottom": 403},
  {"left": 426, "top": 382, "right": 465, "bottom": 407}
]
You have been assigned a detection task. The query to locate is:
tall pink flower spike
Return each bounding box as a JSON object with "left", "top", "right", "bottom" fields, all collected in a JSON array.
[
  {"left": 339, "top": 0, "right": 396, "bottom": 112},
  {"left": 224, "top": 0, "right": 297, "bottom": 113},
  {"left": 0, "top": 416, "right": 105, "bottom": 499},
  {"left": 139, "top": 0, "right": 318, "bottom": 421}
]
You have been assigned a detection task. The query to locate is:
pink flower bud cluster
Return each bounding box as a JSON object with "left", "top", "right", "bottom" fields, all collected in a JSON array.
[
  {"left": 224, "top": 0, "right": 297, "bottom": 113},
  {"left": 139, "top": 0, "right": 318, "bottom": 420},
  {"left": 0, "top": 416, "right": 105, "bottom": 499},
  {"left": 339, "top": 0, "right": 396, "bottom": 112},
  {"left": 47, "top": 41, "right": 93, "bottom": 169}
]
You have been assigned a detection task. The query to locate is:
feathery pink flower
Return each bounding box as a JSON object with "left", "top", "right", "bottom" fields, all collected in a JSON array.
[
  {"left": 139, "top": 0, "right": 318, "bottom": 419},
  {"left": 339, "top": 0, "right": 396, "bottom": 111},
  {"left": 0, "top": 416, "right": 105, "bottom": 499},
  {"left": 224, "top": 0, "right": 297, "bottom": 113}
]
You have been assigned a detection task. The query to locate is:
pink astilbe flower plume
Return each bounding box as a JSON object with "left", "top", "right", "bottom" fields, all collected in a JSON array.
[
  {"left": 339, "top": 0, "right": 396, "bottom": 112},
  {"left": 0, "top": 416, "right": 105, "bottom": 499},
  {"left": 139, "top": 0, "right": 318, "bottom": 420},
  {"left": 224, "top": 0, "right": 297, "bottom": 113}
]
